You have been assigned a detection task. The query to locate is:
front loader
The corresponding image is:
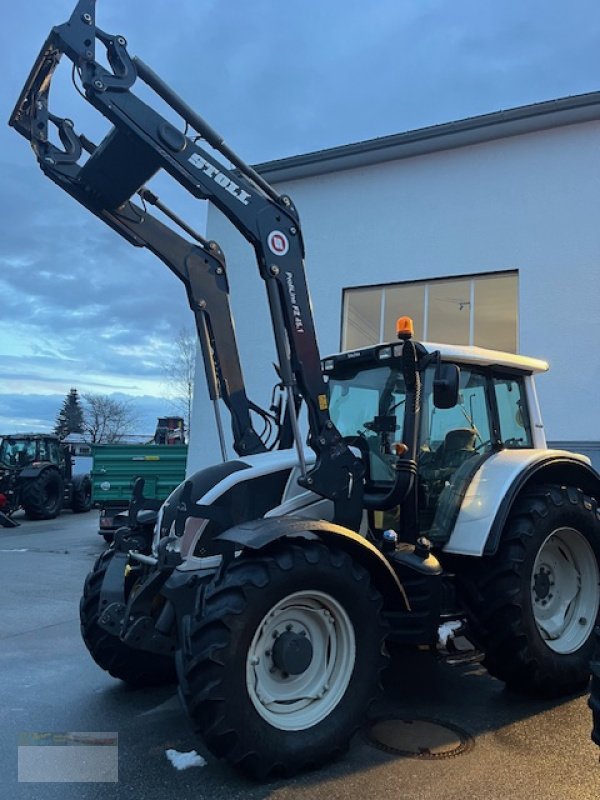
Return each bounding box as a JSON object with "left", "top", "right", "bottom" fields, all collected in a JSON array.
[{"left": 11, "top": 1, "right": 600, "bottom": 778}]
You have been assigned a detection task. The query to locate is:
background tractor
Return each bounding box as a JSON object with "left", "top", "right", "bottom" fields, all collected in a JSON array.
[{"left": 0, "top": 434, "right": 92, "bottom": 526}]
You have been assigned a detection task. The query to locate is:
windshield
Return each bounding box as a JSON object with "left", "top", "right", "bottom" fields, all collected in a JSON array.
[
  {"left": 328, "top": 365, "right": 406, "bottom": 483},
  {"left": 0, "top": 438, "right": 36, "bottom": 467}
]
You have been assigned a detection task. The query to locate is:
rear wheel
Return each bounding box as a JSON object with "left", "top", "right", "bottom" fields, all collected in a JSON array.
[
  {"left": 80, "top": 550, "right": 176, "bottom": 687},
  {"left": 180, "top": 541, "right": 388, "bottom": 778},
  {"left": 590, "top": 627, "right": 600, "bottom": 746},
  {"left": 470, "top": 484, "right": 600, "bottom": 696},
  {"left": 22, "top": 469, "right": 63, "bottom": 519}
]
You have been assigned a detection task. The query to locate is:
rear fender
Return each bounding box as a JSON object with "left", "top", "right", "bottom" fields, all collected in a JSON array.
[
  {"left": 443, "top": 449, "right": 600, "bottom": 557},
  {"left": 217, "top": 516, "right": 409, "bottom": 611},
  {"left": 18, "top": 464, "right": 53, "bottom": 479}
]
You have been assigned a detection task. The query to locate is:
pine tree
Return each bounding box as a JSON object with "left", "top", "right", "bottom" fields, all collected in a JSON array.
[{"left": 54, "top": 388, "right": 85, "bottom": 439}]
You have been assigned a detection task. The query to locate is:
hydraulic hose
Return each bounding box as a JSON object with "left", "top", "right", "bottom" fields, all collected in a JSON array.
[{"left": 363, "top": 459, "right": 417, "bottom": 512}]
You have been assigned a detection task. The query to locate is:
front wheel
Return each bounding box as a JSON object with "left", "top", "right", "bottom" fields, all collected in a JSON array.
[
  {"left": 80, "top": 550, "right": 176, "bottom": 687},
  {"left": 71, "top": 477, "right": 92, "bottom": 513},
  {"left": 22, "top": 469, "right": 64, "bottom": 519},
  {"left": 470, "top": 484, "right": 600, "bottom": 696},
  {"left": 180, "top": 541, "right": 388, "bottom": 778}
]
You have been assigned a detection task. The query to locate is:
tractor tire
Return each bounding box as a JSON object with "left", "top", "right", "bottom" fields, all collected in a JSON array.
[
  {"left": 180, "top": 541, "right": 388, "bottom": 779},
  {"left": 21, "top": 469, "right": 64, "bottom": 520},
  {"left": 80, "top": 550, "right": 176, "bottom": 687},
  {"left": 71, "top": 478, "right": 92, "bottom": 513},
  {"left": 470, "top": 484, "right": 600, "bottom": 697},
  {"left": 591, "top": 626, "right": 600, "bottom": 746}
]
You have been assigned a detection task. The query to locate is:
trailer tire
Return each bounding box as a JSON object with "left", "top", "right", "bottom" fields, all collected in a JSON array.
[
  {"left": 472, "top": 484, "right": 600, "bottom": 697},
  {"left": 22, "top": 469, "right": 64, "bottom": 519},
  {"left": 71, "top": 477, "right": 92, "bottom": 513},
  {"left": 80, "top": 550, "right": 176, "bottom": 687},
  {"left": 181, "top": 541, "right": 388, "bottom": 779}
]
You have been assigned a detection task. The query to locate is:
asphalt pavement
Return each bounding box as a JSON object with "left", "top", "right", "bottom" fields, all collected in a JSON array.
[{"left": 1, "top": 511, "right": 599, "bottom": 800}]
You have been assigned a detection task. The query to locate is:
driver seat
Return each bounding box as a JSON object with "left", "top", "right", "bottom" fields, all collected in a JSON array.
[{"left": 437, "top": 428, "right": 477, "bottom": 470}]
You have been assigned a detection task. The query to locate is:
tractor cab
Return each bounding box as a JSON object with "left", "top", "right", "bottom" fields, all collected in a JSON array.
[
  {"left": 323, "top": 333, "right": 548, "bottom": 544},
  {"left": 0, "top": 435, "right": 65, "bottom": 469},
  {"left": 0, "top": 437, "right": 37, "bottom": 467}
]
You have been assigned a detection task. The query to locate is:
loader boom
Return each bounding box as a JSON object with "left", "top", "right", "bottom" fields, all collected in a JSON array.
[{"left": 9, "top": 0, "right": 364, "bottom": 526}]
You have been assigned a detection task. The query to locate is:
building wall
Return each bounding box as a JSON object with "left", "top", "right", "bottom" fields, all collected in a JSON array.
[{"left": 188, "top": 120, "right": 600, "bottom": 474}]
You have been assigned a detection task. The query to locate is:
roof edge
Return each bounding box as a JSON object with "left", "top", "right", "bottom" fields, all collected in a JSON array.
[{"left": 255, "top": 92, "right": 600, "bottom": 183}]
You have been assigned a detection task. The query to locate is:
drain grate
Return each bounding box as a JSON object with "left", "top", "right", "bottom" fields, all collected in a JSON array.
[{"left": 364, "top": 717, "right": 474, "bottom": 759}]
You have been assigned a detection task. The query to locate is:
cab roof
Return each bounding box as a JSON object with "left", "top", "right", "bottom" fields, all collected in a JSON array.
[
  {"left": 427, "top": 342, "right": 549, "bottom": 374},
  {"left": 324, "top": 340, "right": 549, "bottom": 375}
]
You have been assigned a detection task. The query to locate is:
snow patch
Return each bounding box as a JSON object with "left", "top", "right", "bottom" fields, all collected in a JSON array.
[
  {"left": 437, "top": 620, "right": 463, "bottom": 648},
  {"left": 165, "top": 749, "right": 207, "bottom": 771},
  {"left": 0, "top": 548, "right": 28, "bottom": 552}
]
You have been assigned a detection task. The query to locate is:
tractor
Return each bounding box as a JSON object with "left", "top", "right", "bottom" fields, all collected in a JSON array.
[
  {"left": 0, "top": 434, "right": 92, "bottom": 525},
  {"left": 10, "top": 1, "right": 600, "bottom": 777}
]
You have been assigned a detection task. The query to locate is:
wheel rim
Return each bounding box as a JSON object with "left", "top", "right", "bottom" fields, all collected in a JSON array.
[
  {"left": 246, "top": 590, "right": 355, "bottom": 731},
  {"left": 531, "top": 527, "right": 599, "bottom": 654}
]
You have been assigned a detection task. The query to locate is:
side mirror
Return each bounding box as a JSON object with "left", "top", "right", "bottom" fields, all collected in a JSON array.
[{"left": 433, "top": 363, "right": 460, "bottom": 409}]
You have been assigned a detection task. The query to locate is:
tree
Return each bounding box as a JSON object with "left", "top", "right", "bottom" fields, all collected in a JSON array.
[
  {"left": 162, "top": 327, "right": 196, "bottom": 438},
  {"left": 54, "top": 388, "right": 85, "bottom": 439},
  {"left": 82, "top": 394, "right": 139, "bottom": 444}
]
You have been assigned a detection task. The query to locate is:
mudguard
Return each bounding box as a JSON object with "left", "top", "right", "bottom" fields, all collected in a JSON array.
[
  {"left": 217, "top": 516, "right": 409, "bottom": 610},
  {"left": 442, "top": 449, "right": 600, "bottom": 557},
  {"left": 17, "top": 463, "right": 54, "bottom": 479}
]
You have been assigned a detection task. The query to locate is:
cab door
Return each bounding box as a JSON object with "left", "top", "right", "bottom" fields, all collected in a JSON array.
[{"left": 418, "top": 365, "right": 494, "bottom": 541}]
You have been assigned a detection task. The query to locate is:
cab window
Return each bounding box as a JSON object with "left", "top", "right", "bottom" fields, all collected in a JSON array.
[
  {"left": 421, "top": 367, "right": 492, "bottom": 459},
  {"left": 493, "top": 376, "right": 532, "bottom": 448},
  {"left": 328, "top": 366, "right": 406, "bottom": 484},
  {"left": 418, "top": 367, "right": 493, "bottom": 540},
  {"left": 47, "top": 440, "right": 61, "bottom": 465}
]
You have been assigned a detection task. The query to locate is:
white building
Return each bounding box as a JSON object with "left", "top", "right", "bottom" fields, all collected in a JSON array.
[{"left": 188, "top": 92, "right": 600, "bottom": 473}]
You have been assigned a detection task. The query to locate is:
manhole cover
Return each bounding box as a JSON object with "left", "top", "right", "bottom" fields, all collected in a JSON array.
[{"left": 364, "top": 717, "right": 474, "bottom": 759}]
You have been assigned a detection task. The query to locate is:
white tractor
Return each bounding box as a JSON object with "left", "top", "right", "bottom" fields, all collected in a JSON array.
[{"left": 11, "top": 1, "right": 600, "bottom": 777}]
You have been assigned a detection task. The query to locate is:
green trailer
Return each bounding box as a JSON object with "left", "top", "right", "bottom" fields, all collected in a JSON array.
[{"left": 91, "top": 444, "right": 188, "bottom": 542}]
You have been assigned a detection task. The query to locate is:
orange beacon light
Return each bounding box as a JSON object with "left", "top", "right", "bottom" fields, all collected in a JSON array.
[{"left": 396, "top": 316, "right": 414, "bottom": 340}]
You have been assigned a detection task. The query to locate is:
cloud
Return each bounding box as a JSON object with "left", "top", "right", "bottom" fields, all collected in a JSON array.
[
  {"left": 1, "top": 0, "right": 600, "bottom": 430},
  {"left": 0, "top": 392, "right": 179, "bottom": 436}
]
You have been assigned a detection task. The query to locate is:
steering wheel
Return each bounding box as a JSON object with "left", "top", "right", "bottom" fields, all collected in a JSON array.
[{"left": 473, "top": 439, "right": 493, "bottom": 453}]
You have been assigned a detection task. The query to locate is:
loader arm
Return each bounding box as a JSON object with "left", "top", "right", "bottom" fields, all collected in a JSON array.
[
  {"left": 9, "top": 0, "right": 364, "bottom": 526},
  {"left": 94, "top": 191, "right": 268, "bottom": 457}
]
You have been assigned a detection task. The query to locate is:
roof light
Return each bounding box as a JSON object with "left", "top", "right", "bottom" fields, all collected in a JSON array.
[
  {"left": 323, "top": 359, "right": 334, "bottom": 371},
  {"left": 378, "top": 347, "right": 392, "bottom": 360},
  {"left": 396, "top": 316, "right": 414, "bottom": 340}
]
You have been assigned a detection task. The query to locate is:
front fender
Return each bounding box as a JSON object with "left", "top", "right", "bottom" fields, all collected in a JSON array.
[
  {"left": 443, "top": 449, "right": 600, "bottom": 557},
  {"left": 217, "top": 516, "right": 409, "bottom": 611}
]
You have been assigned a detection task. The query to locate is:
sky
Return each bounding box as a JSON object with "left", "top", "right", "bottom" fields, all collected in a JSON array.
[{"left": 1, "top": 0, "right": 600, "bottom": 435}]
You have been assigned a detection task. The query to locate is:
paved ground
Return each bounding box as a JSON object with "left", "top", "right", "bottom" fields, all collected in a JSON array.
[{"left": 1, "top": 511, "right": 599, "bottom": 800}]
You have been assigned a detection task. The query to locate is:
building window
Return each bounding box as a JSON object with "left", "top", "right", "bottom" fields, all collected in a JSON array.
[{"left": 341, "top": 270, "right": 518, "bottom": 352}]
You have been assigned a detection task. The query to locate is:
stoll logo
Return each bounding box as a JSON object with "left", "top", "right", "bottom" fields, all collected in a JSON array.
[{"left": 188, "top": 153, "right": 251, "bottom": 206}]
